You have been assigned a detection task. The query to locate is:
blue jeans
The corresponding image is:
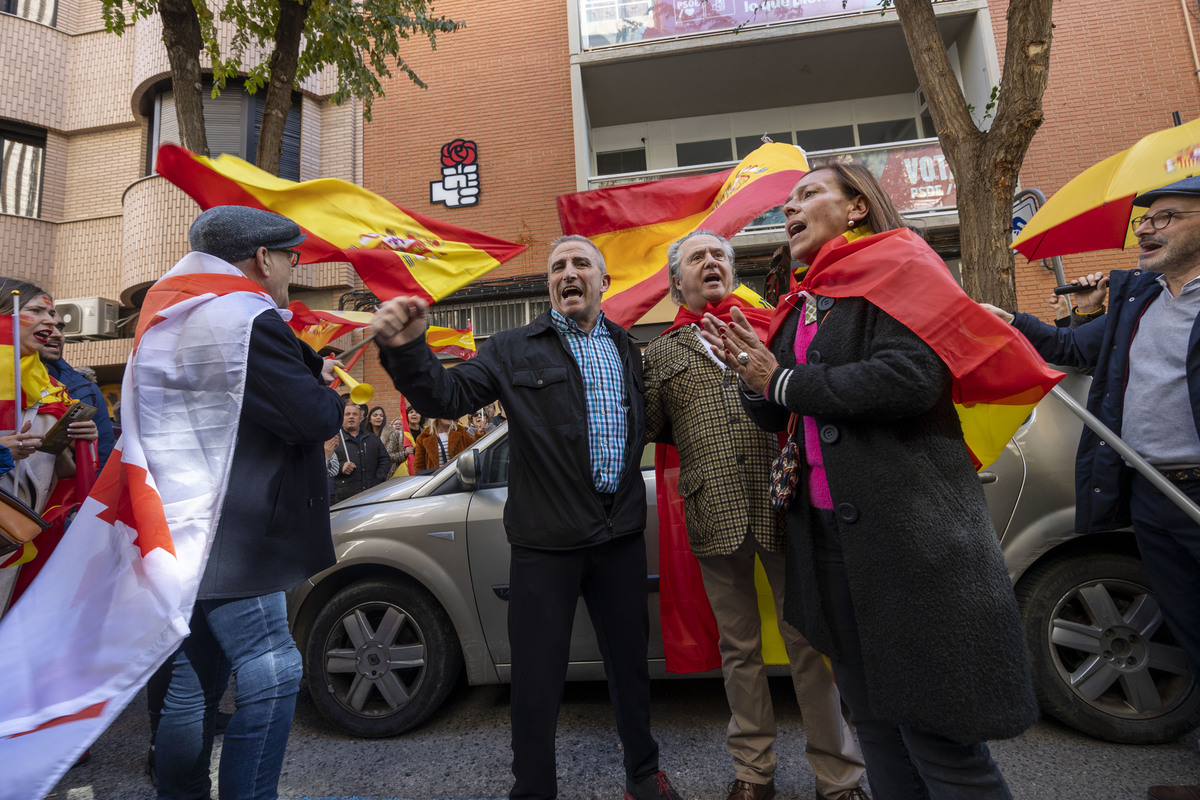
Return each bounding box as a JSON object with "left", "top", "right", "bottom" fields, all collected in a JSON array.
[
  {"left": 812, "top": 511, "right": 1013, "bottom": 800},
  {"left": 155, "top": 592, "right": 303, "bottom": 800}
]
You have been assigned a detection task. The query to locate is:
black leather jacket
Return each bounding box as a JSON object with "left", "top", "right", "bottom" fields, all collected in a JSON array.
[{"left": 380, "top": 311, "right": 646, "bottom": 550}]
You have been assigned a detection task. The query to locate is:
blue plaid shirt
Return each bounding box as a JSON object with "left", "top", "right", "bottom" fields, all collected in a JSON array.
[{"left": 551, "top": 309, "right": 628, "bottom": 493}]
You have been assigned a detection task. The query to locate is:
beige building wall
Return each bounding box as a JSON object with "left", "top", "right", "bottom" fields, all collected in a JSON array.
[{"left": 0, "top": 0, "right": 363, "bottom": 372}]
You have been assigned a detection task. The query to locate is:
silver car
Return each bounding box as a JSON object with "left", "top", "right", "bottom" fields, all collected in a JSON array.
[{"left": 288, "top": 371, "right": 1200, "bottom": 744}]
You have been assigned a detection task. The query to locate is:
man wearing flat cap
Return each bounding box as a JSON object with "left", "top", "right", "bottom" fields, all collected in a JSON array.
[
  {"left": 986, "top": 176, "right": 1200, "bottom": 800},
  {"left": 150, "top": 205, "right": 344, "bottom": 799}
]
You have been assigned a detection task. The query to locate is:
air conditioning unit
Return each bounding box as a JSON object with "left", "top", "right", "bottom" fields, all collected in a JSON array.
[{"left": 56, "top": 297, "right": 120, "bottom": 338}]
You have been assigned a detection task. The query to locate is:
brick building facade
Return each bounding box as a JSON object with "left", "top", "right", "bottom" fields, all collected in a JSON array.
[{"left": 3, "top": 0, "right": 1200, "bottom": 420}]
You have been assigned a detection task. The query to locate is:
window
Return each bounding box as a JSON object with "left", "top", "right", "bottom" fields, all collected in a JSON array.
[
  {"left": 735, "top": 133, "right": 793, "bottom": 159},
  {"left": 676, "top": 139, "right": 733, "bottom": 167},
  {"left": 2, "top": 0, "right": 57, "bottom": 26},
  {"left": 0, "top": 124, "right": 45, "bottom": 218},
  {"left": 858, "top": 118, "right": 919, "bottom": 146},
  {"left": 596, "top": 148, "right": 647, "bottom": 176},
  {"left": 149, "top": 80, "right": 302, "bottom": 179},
  {"left": 795, "top": 126, "right": 855, "bottom": 152},
  {"left": 429, "top": 297, "right": 551, "bottom": 338}
]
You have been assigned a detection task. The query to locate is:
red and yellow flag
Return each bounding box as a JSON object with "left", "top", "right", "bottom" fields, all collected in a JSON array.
[
  {"left": 427, "top": 323, "right": 476, "bottom": 360},
  {"left": 782, "top": 227, "right": 1065, "bottom": 470},
  {"left": 557, "top": 142, "right": 808, "bottom": 327},
  {"left": 155, "top": 144, "right": 526, "bottom": 303},
  {"left": 285, "top": 302, "right": 372, "bottom": 352}
]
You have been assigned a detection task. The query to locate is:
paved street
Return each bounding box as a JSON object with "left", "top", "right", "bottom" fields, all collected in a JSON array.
[{"left": 51, "top": 676, "right": 1199, "bottom": 800}]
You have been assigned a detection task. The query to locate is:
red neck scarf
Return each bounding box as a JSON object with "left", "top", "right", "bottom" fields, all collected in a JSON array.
[{"left": 663, "top": 293, "right": 774, "bottom": 341}]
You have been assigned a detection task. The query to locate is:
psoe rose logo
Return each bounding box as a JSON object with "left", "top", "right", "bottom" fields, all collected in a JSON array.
[
  {"left": 432, "top": 139, "right": 481, "bottom": 207},
  {"left": 441, "top": 139, "right": 478, "bottom": 167}
]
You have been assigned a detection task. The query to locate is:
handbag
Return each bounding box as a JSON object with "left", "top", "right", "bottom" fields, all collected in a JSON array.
[
  {"left": 769, "top": 413, "right": 801, "bottom": 511},
  {"left": 0, "top": 485, "right": 50, "bottom": 558}
]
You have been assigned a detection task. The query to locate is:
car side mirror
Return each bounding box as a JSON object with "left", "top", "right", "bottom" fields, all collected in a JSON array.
[{"left": 456, "top": 448, "right": 479, "bottom": 489}]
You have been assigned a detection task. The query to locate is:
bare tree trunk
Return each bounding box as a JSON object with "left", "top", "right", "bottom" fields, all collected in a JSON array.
[
  {"left": 256, "top": 0, "right": 311, "bottom": 175},
  {"left": 159, "top": 0, "right": 208, "bottom": 157},
  {"left": 892, "top": 0, "right": 1054, "bottom": 308}
]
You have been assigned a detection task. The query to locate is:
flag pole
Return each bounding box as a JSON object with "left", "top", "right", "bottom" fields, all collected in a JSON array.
[
  {"left": 1049, "top": 384, "right": 1200, "bottom": 526},
  {"left": 10, "top": 290, "right": 20, "bottom": 493}
]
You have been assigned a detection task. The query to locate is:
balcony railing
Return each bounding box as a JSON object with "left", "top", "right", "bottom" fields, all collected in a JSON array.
[
  {"left": 580, "top": 0, "right": 902, "bottom": 50},
  {"left": 587, "top": 137, "right": 958, "bottom": 231}
]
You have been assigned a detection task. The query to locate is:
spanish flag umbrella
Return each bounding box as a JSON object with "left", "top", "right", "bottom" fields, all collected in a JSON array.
[{"left": 1012, "top": 117, "right": 1200, "bottom": 260}]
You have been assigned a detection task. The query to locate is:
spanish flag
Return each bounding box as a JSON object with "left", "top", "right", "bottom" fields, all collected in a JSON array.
[
  {"left": 155, "top": 144, "right": 526, "bottom": 303},
  {"left": 781, "top": 227, "right": 1065, "bottom": 470},
  {"left": 426, "top": 323, "right": 476, "bottom": 360},
  {"left": 557, "top": 142, "right": 808, "bottom": 327},
  {"left": 285, "top": 302, "right": 372, "bottom": 352}
]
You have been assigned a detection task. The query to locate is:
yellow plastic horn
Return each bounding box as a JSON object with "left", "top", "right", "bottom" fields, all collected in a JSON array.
[{"left": 333, "top": 366, "right": 374, "bottom": 405}]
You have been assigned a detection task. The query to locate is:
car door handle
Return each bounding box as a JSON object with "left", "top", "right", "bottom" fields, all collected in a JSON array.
[{"left": 978, "top": 472, "right": 998, "bottom": 485}]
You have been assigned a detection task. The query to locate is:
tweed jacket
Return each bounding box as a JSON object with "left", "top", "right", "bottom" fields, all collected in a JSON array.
[{"left": 644, "top": 324, "right": 784, "bottom": 558}]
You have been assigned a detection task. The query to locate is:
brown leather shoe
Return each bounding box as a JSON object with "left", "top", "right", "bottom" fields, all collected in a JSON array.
[
  {"left": 726, "top": 780, "right": 775, "bottom": 800},
  {"left": 1148, "top": 787, "right": 1200, "bottom": 800}
]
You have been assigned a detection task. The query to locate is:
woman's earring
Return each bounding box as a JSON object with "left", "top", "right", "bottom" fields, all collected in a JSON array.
[{"left": 848, "top": 218, "right": 857, "bottom": 229}]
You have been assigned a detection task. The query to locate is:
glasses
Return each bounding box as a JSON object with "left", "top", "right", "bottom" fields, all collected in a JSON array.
[
  {"left": 1130, "top": 210, "right": 1200, "bottom": 232},
  {"left": 273, "top": 249, "right": 302, "bottom": 267}
]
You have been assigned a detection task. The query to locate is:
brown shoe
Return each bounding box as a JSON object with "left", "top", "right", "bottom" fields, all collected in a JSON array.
[
  {"left": 1148, "top": 787, "right": 1200, "bottom": 800},
  {"left": 818, "top": 788, "right": 871, "bottom": 800},
  {"left": 726, "top": 780, "right": 775, "bottom": 800}
]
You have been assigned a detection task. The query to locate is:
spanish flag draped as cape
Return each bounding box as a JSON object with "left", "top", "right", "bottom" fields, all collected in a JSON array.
[{"left": 774, "top": 227, "right": 1064, "bottom": 470}]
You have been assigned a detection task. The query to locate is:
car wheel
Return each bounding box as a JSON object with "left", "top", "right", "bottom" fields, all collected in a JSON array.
[
  {"left": 1017, "top": 552, "right": 1200, "bottom": 744},
  {"left": 304, "top": 578, "right": 463, "bottom": 738}
]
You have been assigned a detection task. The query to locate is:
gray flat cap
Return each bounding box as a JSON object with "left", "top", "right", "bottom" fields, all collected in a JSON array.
[
  {"left": 1134, "top": 174, "right": 1200, "bottom": 207},
  {"left": 188, "top": 205, "right": 306, "bottom": 264}
]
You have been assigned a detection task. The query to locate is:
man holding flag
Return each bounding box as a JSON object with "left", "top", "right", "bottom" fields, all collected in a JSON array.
[
  {"left": 644, "top": 231, "right": 866, "bottom": 800},
  {"left": 148, "top": 206, "right": 344, "bottom": 799},
  {"left": 372, "top": 235, "right": 683, "bottom": 800},
  {"left": 0, "top": 205, "right": 344, "bottom": 800}
]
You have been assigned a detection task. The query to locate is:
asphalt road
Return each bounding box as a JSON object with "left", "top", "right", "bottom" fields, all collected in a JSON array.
[{"left": 51, "top": 677, "right": 1200, "bottom": 800}]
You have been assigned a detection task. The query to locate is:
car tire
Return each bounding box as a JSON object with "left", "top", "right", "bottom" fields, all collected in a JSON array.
[
  {"left": 1017, "top": 552, "right": 1200, "bottom": 744},
  {"left": 304, "top": 578, "right": 463, "bottom": 738}
]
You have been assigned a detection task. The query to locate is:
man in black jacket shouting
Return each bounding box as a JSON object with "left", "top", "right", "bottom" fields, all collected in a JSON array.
[
  {"left": 333, "top": 398, "right": 390, "bottom": 502},
  {"left": 372, "top": 235, "right": 682, "bottom": 800}
]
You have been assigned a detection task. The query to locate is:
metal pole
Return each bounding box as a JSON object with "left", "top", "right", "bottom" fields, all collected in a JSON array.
[
  {"left": 10, "top": 291, "right": 21, "bottom": 494},
  {"left": 1049, "top": 384, "right": 1200, "bottom": 526}
]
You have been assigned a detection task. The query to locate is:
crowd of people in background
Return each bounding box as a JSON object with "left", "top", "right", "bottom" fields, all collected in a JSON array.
[{"left": 324, "top": 397, "right": 506, "bottom": 502}]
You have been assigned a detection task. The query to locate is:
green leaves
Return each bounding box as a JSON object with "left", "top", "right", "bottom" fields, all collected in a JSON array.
[{"left": 99, "top": 0, "right": 462, "bottom": 113}]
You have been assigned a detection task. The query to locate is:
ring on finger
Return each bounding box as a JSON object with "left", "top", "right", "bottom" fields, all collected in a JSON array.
[{"left": 736, "top": 351, "right": 750, "bottom": 366}]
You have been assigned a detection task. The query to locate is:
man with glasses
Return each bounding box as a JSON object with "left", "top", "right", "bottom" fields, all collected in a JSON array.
[
  {"left": 985, "top": 175, "right": 1200, "bottom": 800},
  {"left": 40, "top": 320, "right": 115, "bottom": 468},
  {"left": 151, "top": 206, "right": 344, "bottom": 800}
]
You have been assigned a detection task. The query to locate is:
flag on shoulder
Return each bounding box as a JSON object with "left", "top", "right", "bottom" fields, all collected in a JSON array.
[
  {"left": 0, "top": 252, "right": 276, "bottom": 800},
  {"left": 155, "top": 143, "right": 527, "bottom": 304},
  {"left": 557, "top": 142, "right": 808, "bottom": 327}
]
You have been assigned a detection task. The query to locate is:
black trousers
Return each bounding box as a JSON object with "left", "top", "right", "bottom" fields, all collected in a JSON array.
[
  {"left": 508, "top": 532, "right": 659, "bottom": 800},
  {"left": 1130, "top": 473, "right": 1200, "bottom": 677}
]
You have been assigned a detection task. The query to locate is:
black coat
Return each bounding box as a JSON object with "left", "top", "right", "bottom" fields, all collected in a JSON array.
[
  {"left": 744, "top": 293, "right": 1038, "bottom": 744},
  {"left": 333, "top": 429, "right": 391, "bottom": 502},
  {"left": 380, "top": 310, "right": 646, "bottom": 550},
  {"left": 198, "top": 311, "right": 343, "bottom": 599}
]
